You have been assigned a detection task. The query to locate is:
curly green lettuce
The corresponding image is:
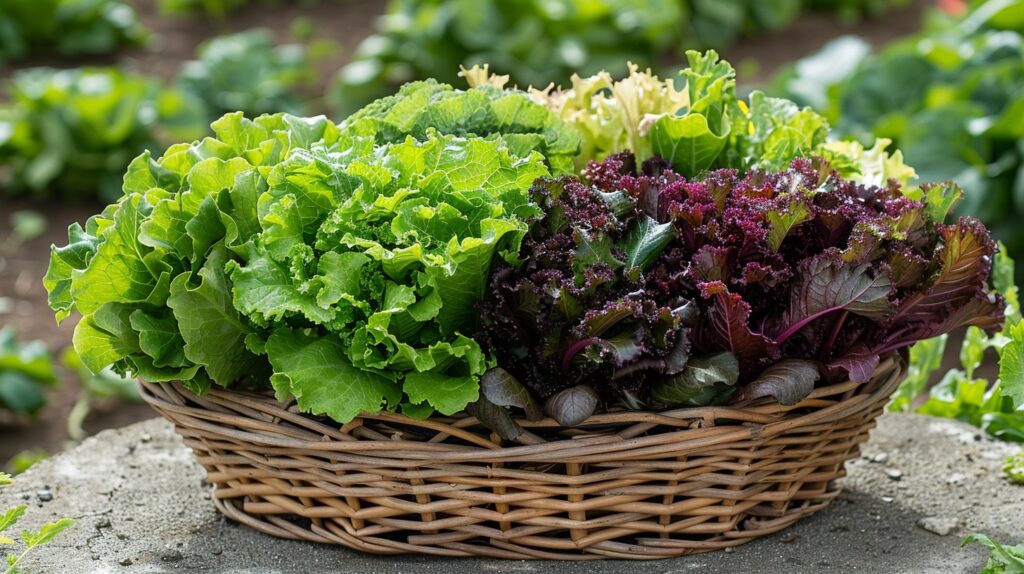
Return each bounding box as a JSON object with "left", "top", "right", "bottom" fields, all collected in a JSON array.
[
  {"left": 231, "top": 132, "right": 547, "bottom": 420},
  {"left": 342, "top": 75, "right": 580, "bottom": 176},
  {"left": 46, "top": 106, "right": 554, "bottom": 422}
]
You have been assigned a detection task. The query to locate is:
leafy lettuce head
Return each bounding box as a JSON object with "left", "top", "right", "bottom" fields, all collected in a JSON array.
[
  {"left": 342, "top": 77, "right": 581, "bottom": 175},
  {"left": 479, "top": 151, "right": 1005, "bottom": 427},
  {"left": 46, "top": 109, "right": 553, "bottom": 422},
  {"left": 232, "top": 131, "right": 548, "bottom": 421}
]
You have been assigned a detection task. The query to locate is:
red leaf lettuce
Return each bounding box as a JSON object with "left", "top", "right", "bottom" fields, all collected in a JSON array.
[{"left": 480, "top": 152, "right": 1005, "bottom": 414}]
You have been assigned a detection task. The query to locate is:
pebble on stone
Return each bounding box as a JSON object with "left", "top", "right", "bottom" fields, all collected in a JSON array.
[
  {"left": 947, "top": 472, "right": 967, "bottom": 485},
  {"left": 885, "top": 469, "right": 903, "bottom": 481},
  {"left": 917, "top": 516, "right": 959, "bottom": 536},
  {"left": 161, "top": 550, "right": 184, "bottom": 562},
  {"left": 36, "top": 490, "right": 53, "bottom": 502}
]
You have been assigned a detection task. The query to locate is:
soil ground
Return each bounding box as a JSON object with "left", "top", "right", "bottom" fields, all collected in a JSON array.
[{"left": 1, "top": 0, "right": 981, "bottom": 467}]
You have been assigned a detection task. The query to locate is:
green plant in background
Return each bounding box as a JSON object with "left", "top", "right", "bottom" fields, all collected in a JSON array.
[
  {"left": 887, "top": 334, "right": 948, "bottom": 413},
  {"left": 158, "top": 0, "right": 327, "bottom": 17},
  {"left": 0, "top": 329, "right": 58, "bottom": 417},
  {"left": 2, "top": 452, "right": 47, "bottom": 477},
  {"left": 0, "top": 68, "right": 207, "bottom": 202},
  {"left": 1, "top": 472, "right": 75, "bottom": 574},
  {"left": 329, "top": 0, "right": 683, "bottom": 115},
  {"left": 893, "top": 244, "right": 1024, "bottom": 481},
  {"left": 62, "top": 349, "right": 138, "bottom": 442},
  {"left": 771, "top": 0, "right": 1024, "bottom": 266},
  {"left": 159, "top": 0, "right": 247, "bottom": 17},
  {"left": 963, "top": 534, "right": 1024, "bottom": 573},
  {"left": 0, "top": 0, "right": 147, "bottom": 62},
  {"left": 916, "top": 332, "right": 1024, "bottom": 443},
  {"left": 809, "top": 0, "right": 909, "bottom": 22},
  {"left": 678, "top": 0, "right": 800, "bottom": 50},
  {"left": 0, "top": 212, "right": 47, "bottom": 253},
  {"left": 331, "top": 0, "right": 909, "bottom": 114},
  {"left": 676, "top": 0, "right": 902, "bottom": 49},
  {"left": 176, "top": 29, "right": 318, "bottom": 118}
]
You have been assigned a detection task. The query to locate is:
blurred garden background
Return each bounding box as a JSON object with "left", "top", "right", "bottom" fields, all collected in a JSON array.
[{"left": 1, "top": 0, "right": 1022, "bottom": 475}]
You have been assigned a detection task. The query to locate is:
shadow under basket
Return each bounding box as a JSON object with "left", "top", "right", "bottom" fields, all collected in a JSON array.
[{"left": 138, "top": 353, "right": 906, "bottom": 560}]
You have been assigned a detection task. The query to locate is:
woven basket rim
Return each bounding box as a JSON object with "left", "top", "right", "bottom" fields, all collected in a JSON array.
[{"left": 139, "top": 353, "right": 905, "bottom": 459}]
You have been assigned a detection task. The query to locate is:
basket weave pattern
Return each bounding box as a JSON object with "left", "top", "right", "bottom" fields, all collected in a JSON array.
[{"left": 139, "top": 354, "right": 905, "bottom": 560}]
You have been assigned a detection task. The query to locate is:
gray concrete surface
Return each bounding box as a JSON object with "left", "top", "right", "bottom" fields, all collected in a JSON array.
[{"left": 1, "top": 413, "right": 1021, "bottom": 574}]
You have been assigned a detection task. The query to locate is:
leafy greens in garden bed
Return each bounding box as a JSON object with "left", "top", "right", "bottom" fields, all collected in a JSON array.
[
  {"left": 46, "top": 52, "right": 1011, "bottom": 431},
  {"left": 0, "top": 68, "right": 206, "bottom": 202},
  {"left": 0, "top": 328, "right": 58, "bottom": 417},
  {"left": 0, "top": 0, "right": 147, "bottom": 62},
  {"left": 176, "top": 28, "right": 317, "bottom": 118},
  {"left": 0, "top": 29, "right": 332, "bottom": 202},
  {"left": 330, "top": 0, "right": 909, "bottom": 114}
]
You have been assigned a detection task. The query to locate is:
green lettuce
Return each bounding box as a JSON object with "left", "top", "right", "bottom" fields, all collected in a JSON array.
[
  {"left": 342, "top": 76, "right": 580, "bottom": 175},
  {"left": 230, "top": 132, "right": 546, "bottom": 418},
  {"left": 518, "top": 50, "right": 831, "bottom": 176},
  {"left": 47, "top": 102, "right": 554, "bottom": 422}
]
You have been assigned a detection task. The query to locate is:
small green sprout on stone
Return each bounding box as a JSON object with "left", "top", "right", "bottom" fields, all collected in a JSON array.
[
  {"left": 962, "top": 533, "right": 1024, "bottom": 574},
  {"left": 1, "top": 472, "right": 75, "bottom": 574},
  {"left": 1005, "top": 452, "right": 1024, "bottom": 486}
]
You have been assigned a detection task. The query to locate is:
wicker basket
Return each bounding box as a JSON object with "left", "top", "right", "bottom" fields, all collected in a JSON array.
[{"left": 138, "top": 353, "right": 905, "bottom": 560}]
